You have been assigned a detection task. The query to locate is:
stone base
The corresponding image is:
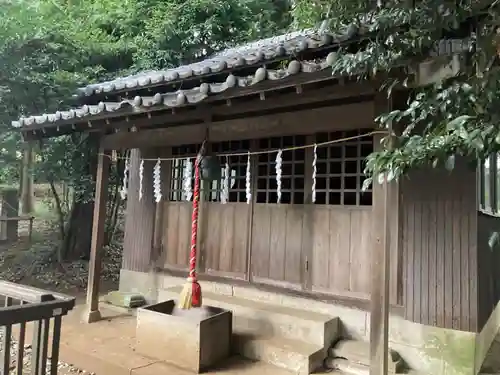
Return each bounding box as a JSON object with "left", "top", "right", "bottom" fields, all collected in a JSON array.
[
  {"left": 136, "top": 300, "right": 232, "bottom": 373},
  {"left": 121, "top": 268, "right": 500, "bottom": 375},
  {"left": 103, "top": 291, "right": 146, "bottom": 308},
  {"left": 82, "top": 309, "right": 101, "bottom": 324}
]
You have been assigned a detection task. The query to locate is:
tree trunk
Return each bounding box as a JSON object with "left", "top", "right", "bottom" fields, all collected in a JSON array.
[
  {"left": 104, "top": 154, "right": 125, "bottom": 246},
  {"left": 60, "top": 199, "right": 94, "bottom": 260},
  {"left": 48, "top": 178, "right": 65, "bottom": 242},
  {"left": 20, "top": 142, "right": 34, "bottom": 214},
  {"left": 58, "top": 134, "right": 99, "bottom": 261}
]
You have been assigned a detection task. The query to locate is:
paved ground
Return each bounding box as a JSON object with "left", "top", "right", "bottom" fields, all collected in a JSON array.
[{"left": 10, "top": 300, "right": 297, "bottom": 375}]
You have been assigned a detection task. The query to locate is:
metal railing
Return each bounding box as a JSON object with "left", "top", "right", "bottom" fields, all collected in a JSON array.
[{"left": 0, "top": 281, "right": 76, "bottom": 375}]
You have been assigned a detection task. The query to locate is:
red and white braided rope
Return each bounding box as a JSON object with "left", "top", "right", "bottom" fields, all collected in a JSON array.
[{"left": 188, "top": 158, "right": 201, "bottom": 281}]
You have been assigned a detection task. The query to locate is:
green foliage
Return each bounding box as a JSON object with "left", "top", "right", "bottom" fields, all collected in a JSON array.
[
  {"left": 131, "top": 0, "right": 291, "bottom": 69},
  {"left": 295, "top": 0, "right": 500, "bottom": 185},
  {"left": 292, "top": 0, "right": 381, "bottom": 29},
  {"left": 0, "top": 0, "right": 292, "bottom": 187},
  {"left": 0, "top": 0, "right": 292, "bottom": 257}
]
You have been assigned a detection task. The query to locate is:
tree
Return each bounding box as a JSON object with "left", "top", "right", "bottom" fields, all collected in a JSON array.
[
  {"left": 0, "top": 0, "right": 292, "bottom": 260},
  {"left": 293, "top": 0, "right": 499, "bottom": 186}
]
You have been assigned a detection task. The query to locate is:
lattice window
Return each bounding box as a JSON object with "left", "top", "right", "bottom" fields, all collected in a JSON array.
[
  {"left": 255, "top": 135, "right": 306, "bottom": 204},
  {"left": 169, "top": 144, "right": 199, "bottom": 201},
  {"left": 208, "top": 140, "right": 251, "bottom": 203},
  {"left": 313, "top": 129, "right": 373, "bottom": 206}
]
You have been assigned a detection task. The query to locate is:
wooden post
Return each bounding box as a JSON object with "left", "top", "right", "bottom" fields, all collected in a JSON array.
[
  {"left": 83, "top": 146, "right": 110, "bottom": 323},
  {"left": 28, "top": 216, "right": 33, "bottom": 243},
  {"left": 20, "top": 142, "right": 34, "bottom": 214},
  {"left": 370, "top": 97, "right": 393, "bottom": 375},
  {"left": 0, "top": 188, "right": 20, "bottom": 242}
]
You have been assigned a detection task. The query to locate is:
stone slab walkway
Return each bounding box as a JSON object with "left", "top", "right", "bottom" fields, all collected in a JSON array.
[{"left": 14, "top": 301, "right": 297, "bottom": 375}]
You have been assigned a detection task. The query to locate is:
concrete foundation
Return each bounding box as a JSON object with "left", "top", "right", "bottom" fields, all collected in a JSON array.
[
  {"left": 136, "top": 300, "right": 232, "bottom": 373},
  {"left": 122, "top": 269, "right": 499, "bottom": 375}
]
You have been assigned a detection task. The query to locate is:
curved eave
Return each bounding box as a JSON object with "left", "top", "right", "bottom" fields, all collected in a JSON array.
[{"left": 15, "top": 56, "right": 340, "bottom": 139}]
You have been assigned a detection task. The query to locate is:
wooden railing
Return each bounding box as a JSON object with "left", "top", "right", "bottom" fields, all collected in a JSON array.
[{"left": 0, "top": 281, "right": 75, "bottom": 375}]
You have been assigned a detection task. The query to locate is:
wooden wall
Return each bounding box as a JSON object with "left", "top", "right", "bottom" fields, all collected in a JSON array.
[
  {"left": 162, "top": 202, "right": 191, "bottom": 270},
  {"left": 250, "top": 204, "right": 308, "bottom": 290},
  {"left": 122, "top": 150, "right": 156, "bottom": 272},
  {"left": 203, "top": 203, "right": 250, "bottom": 279},
  {"left": 477, "top": 212, "right": 500, "bottom": 331},
  {"left": 161, "top": 202, "right": 375, "bottom": 299},
  {"left": 119, "top": 99, "right": 404, "bottom": 305},
  {"left": 307, "top": 206, "right": 372, "bottom": 299},
  {"left": 401, "top": 159, "right": 479, "bottom": 331}
]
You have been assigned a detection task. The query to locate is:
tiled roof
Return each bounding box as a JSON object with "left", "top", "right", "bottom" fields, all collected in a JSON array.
[
  {"left": 13, "top": 55, "right": 338, "bottom": 129},
  {"left": 75, "top": 27, "right": 361, "bottom": 98},
  {"left": 14, "top": 25, "right": 368, "bottom": 130}
]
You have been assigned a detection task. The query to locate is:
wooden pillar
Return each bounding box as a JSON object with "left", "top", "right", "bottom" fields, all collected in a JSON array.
[
  {"left": 370, "top": 95, "right": 393, "bottom": 375},
  {"left": 83, "top": 145, "right": 110, "bottom": 323},
  {"left": 20, "top": 142, "right": 34, "bottom": 214},
  {"left": 0, "top": 188, "right": 19, "bottom": 242}
]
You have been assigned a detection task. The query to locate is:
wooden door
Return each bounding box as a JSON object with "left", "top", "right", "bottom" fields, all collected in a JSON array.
[
  {"left": 250, "top": 205, "right": 305, "bottom": 289},
  {"left": 249, "top": 135, "right": 307, "bottom": 290},
  {"left": 203, "top": 203, "right": 250, "bottom": 279},
  {"left": 162, "top": 144, "right": 200, "bottom": 271},
  {"left": 307, "top": 130, "right": 374, "bottom": 299},
  {"left": 163, "top": 201, "right": 192, "bottom": 270},
  {"left": 200, "top": 140, "right": 252, "bottom": 279}
]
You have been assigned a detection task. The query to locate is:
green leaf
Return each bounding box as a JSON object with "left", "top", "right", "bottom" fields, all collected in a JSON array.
[{"left": 445, "top": 115, "right": 474, "bottom": 131}]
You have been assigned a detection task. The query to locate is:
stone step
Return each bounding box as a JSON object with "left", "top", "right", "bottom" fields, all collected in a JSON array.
[
  {"left": 233, "top": 324, "right": 325, "bottom": 375},
  {"left": 160, "top": 286, "right": 339, "bottom": 348},
  {"left": 324, "top": 358, "right": 370, "bottom": 375},
  {"left": 328, "top": 340, "right": 405, "bottom": 374}
]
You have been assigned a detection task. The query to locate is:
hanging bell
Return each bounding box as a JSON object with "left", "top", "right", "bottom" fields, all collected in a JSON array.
[{"left": 199, "top": 155, "right": 221, "bottom": 182}]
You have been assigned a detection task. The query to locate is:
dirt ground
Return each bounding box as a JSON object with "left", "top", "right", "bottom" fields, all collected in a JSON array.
[
  {"left": 0, "top": 215, "right": 120, "bottom": 296},
  {"left": 0, "top": 206, "right": 122, "bottom": 374}
]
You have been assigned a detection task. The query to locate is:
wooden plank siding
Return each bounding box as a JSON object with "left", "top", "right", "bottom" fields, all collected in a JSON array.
[
  {"left": 309, "top": 206, "right": 372, "bottom": 299},
  {"left": 477, "top": 212, "right": 500, "bottom": 331},
  {"left": 120, "top": 101, "right": 407, "bottom": 305},
  {"left": 251, "top": 204, "right": 308, "bottom": 290},
  {"left": 203, "top": 202, "right": 250, "bottom": 279},
  {"left": 121, "top": 150, "right": 156, "bottom": 272},
  {"left": 161, "top": 201, "right": 375, "bottom": 297},
  {"left": 401, "top": 159, "right": 478, "bottom": 331},
  {"left": 157, "top": 127, "right": 389, "bottom": 300},
  {"left": 163, "top": 202, "right": 192, "bottom": 270}
]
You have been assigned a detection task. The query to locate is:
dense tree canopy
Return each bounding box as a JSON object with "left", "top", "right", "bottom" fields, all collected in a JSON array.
[{"left": 0, "top": 0, "right": 292, "bottom": 259}]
